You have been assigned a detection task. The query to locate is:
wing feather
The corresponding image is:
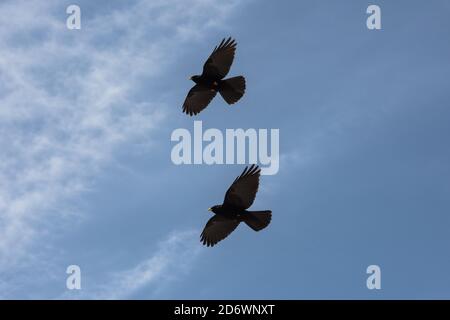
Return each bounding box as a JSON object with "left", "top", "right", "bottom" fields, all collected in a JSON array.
[
  {"left": 182, "top": 84, "right": 217, "bottom": 116},
  {"left": 200, "top": 215, "right": 240, "bottom": 247},
  {"left": 202, "top": 37, "right": 237, "bottom": 80},
  {"left": 223, "top": 165, "right": 261, "bottom": 209}
]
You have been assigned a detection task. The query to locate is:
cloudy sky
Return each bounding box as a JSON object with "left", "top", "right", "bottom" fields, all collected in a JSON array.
[{"left": 1, "top": 0, "right": 450, "bottom": 299}]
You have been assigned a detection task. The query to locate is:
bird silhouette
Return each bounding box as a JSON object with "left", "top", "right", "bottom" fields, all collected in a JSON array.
[
  {"left": 183, "top": 37, "right": 246, "bottom": 116},
  {"left": 201, "top": 165, "right": 272, "bottom": 247}
]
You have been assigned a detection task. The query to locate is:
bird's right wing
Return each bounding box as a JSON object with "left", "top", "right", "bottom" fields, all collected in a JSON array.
[
  {"left": 202, "top": 37, "right": 237, "bottom": 80},
  {"left": 182, "top": 84, "right": 217, "bottom": 116},
  {"left": 223, "top": 165, "right": 260, "bottom": 209},
  {"left": 200, "top": 215, "right": 240, "bottom": 247}
]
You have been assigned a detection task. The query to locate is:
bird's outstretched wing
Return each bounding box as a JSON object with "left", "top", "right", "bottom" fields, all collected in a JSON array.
[
  {"left": 223, "top": 164, "right": 260, "bottom": 209},
  {"left": 202, "top": 37, "right": 237, "bottom": 80},
  {"left": 182, "top": 84, "right": 217, "bottom": 116},
  {"left": 200, "top": 215, "right": 240, "bottom": 247}
]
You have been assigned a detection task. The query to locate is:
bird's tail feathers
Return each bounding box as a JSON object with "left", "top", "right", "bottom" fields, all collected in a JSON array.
[
  {"left": 243, "top": 210, "right": 272, "bottom": 231},
  {"left": 219, "top": 76, "right": 246, "bottom": 105}
]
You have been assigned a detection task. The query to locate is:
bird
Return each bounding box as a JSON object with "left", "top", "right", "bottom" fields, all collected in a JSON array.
[
  {"left": 200, "top": 165, "right": 272, "bottom": 247},
  {"left": 182, "top": 37, "right": 246, "bottom": 116}
]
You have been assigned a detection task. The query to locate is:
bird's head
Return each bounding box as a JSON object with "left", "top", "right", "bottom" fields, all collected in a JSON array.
[
  {"left": 190, "top": 75, "right": 201, "bottom": 83},
  {"left": 207, "top": 205, "right": 221, "bottom": 214}
]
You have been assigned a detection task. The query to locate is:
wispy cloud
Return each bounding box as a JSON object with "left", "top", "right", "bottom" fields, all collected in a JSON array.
[
  {"left": 0, "top": 0, "right": 242, "bottom": 296},
  {"left": 76, "top": 230, "right": 202, "bottom": 300}
]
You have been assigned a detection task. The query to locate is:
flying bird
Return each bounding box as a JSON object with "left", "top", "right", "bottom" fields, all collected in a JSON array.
[
  {"left": 183, "top": 37, "right": 246, "bottom": 116},
  {"left": 201, "top": 165, "right": 272, "bottom": 247}
]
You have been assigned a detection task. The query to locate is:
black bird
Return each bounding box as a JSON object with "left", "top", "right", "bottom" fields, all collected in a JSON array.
[
  {"left": 183, "top": 37, "right": 246, "bottom": 116},
  {"left": 201, "top": 165, "right": 272, "bottom": 247}
]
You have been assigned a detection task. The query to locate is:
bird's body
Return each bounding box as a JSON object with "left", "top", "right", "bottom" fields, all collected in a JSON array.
[
  {"left": 183, "top": 37, "right": 246, "bottom": 116},
  {"left": 201, "top": 165, "right": 272, "bottom": 247},
  {"left": 190, "top": 75, "right": 220, "bottom": 92},
  {"left": 209, "top": 204, "right": 244, "bottom": 219},
  {"left": 190, "top": 75, "right": 217, "bottom": 86}
]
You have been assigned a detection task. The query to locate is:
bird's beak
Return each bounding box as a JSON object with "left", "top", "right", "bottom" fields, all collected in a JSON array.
[
  {"left": 189, "top": 76, "right": 192, "bottom": 80},
  {"left": 207, "top": 207, "right": 212, "bottom": 212}
]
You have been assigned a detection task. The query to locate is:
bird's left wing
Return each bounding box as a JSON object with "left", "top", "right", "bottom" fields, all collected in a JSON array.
[
  {"left": 200, "top": 215, "right": 240, "bottom": 247},
  {"left": 182, "top": 84, "right": 217, "bottom": 116},
  {"left": 202, "top": 37, "right": 237, "bottom": 80},
  {"left": 223, "top": 164, "right": 260, "bottom": 209}
]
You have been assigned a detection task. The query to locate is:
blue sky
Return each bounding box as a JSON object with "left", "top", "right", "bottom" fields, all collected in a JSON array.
[{"left": 0, "top": 0, "right": 450, "bottom": 299}]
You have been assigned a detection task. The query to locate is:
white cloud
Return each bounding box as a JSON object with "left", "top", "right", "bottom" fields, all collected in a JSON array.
[
  {"left": 79, "top": 230, "right": 202, "bottom": 300},
  {"left": 0, "top": 0, "right": 242, "bottom": 288}
]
